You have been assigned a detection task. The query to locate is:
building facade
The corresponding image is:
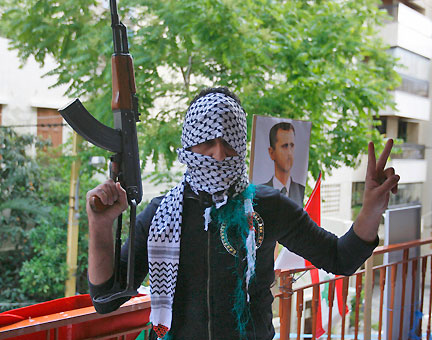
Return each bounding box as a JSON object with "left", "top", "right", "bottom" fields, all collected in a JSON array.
[
  {"left": 0, "top": 37, "right": 71, "bottom": 147},
  {"left": 322, "top": 0, "right": 432, "bottom": 242}
]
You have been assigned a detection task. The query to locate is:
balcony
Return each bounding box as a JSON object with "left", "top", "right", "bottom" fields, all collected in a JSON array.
[
  {"left": 381, "top": 90, "right": 430, "bottom": 121},
  {"left": 380, "top": 3, "right": 432, "bottom": 59},
  {"left": 352, "top": 155, "right": 427, "bottom": 185},
  {"left": 392, "top": 143, "right": 425, "bottom": 160},
  {"left": 0, "top": 294, "right": 151, "bottom": 339},
  {"left": 389, "top": 47, "right": 430, "bottom": 82},
  {"left": 391, "top": 158, "right": 427, "bottom": 184},
  {"left": 397, "top": 74, "right": 429, "bottom": 98}
]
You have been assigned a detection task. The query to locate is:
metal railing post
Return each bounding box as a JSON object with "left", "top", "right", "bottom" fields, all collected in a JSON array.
[
  {"left": 279, "top": 272, "right": 293, "bottom": 340},
  {"left": 363, "top": 257, "right": 373, "bottom": 340}
]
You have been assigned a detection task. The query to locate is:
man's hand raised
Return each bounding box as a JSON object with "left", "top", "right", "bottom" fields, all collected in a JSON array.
[
  {"left": 86, "top": 179, "right": 128, "bottom": 285},
  {"left": 86, "top": 179, "right": 128, "bottom": 226},
  {"left": 354, "top": 139, "right": 400, "bottom": 243}
]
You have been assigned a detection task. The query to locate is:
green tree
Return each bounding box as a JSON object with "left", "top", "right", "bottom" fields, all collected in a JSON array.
[
  {"left": 0, "top": 127, "right": 105, "bottom": 306},
  {"left": 18, "top": 142, "right": 107, "bottom": 301},
  {"left": 0, "top": 127, "right": 48, "bottom": 307},
  {"left": 0, "top": 0, "right": 400, "bottom": 179}
]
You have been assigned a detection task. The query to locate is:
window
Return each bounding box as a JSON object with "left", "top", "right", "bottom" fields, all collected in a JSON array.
[
  {"left": 381, "top": 1, "right": 398, "bottom": 19},
  {"left": 374, "top": 117, "right": 387, "bottom": 135},
  {"left": 352, "top": 182, "right": 365, "bottom": 220},
  {"left": 389, "top": 183, "right": 422, "bottom": 206},
  {"left": 398, "top": 120, "right": 408, "bottom": 142},
  {"left": 352, "top": 182, "right": 422, "bottom": 211},
  {"left": 352, "top": 182, "right": 364, "bottom": 207},
  {"left": 37, "top": 108, "right": 63, "bottom": 148},
  {"left": 397, "top": 74, "right": 429, "bottom": 97}
]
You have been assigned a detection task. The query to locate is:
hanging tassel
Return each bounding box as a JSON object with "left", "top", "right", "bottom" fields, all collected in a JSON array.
[
  {"left": 244, "top": 199, "right": 256, "bottom": 302},
  {"left": 203, "top": 207, "right": 212, "bottom": 231},
  {"left": 245, "top": 229, "right": 255, "bottom": 301},
  {"left": 211, "top": 184, "right": 257, "bottom": 339}
]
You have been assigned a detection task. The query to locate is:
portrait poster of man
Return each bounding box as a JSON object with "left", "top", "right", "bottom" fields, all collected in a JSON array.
[{"left": 249, "top": 115, "right": 311, "bottom": 208}]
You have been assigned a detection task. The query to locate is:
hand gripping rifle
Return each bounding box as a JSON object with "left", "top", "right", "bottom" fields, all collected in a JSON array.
[{"left": 59, "top": 0, "right": 142, "bottom": 303}]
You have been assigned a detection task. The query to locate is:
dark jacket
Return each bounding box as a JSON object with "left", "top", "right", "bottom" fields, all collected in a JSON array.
[{"left": 89, "top": 185, "right": 377, "bottom": 340}]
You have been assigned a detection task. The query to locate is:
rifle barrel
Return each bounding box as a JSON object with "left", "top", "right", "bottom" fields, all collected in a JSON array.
[
  {"left": 110, "top": 0, "right": 119, "bottom": 25},
  {"left": 110, "top": 0, "right": 129, "bottom": 54}
]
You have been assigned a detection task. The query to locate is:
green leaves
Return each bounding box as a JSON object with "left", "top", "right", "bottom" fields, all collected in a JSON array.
[
  {"left": 0, "top": 128, "right": 103, "bottom": 304},
  {"left": 19, "top": 223, "right": 68, "bottom": 299},
  {"left": 0, "top": 0, "right": 399, "bottom": 180},
  {"left": 0, "top": 128, "right": 42, "bottom": 246},
  {"left": 0, "top": 128, "right": 46, "bottom": 305}
]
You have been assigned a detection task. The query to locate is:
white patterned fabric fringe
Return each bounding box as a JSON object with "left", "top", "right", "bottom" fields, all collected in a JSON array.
[{"left": 244, "top": 199, "right": 256, "bottom": 301}]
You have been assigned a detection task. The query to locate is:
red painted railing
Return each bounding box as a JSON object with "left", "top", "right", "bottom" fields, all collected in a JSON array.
[
  {"left": 0, "top": 294, "right": 151, "bottom": 340},
  {"left": 276, "top": 237, "right": 432, "bottom": 340}
]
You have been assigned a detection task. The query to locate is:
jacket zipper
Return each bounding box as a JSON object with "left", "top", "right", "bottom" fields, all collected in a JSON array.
[{"left": 207, "top": 229, "right": 212, "bottom": 340}]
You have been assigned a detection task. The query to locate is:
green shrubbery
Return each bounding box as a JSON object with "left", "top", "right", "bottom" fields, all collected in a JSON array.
[
  {"left": 0, "top": 127, "right": 45, "bottom": 309},
  {"left": 0, "top": 127, "right": 106, "bottom": 310}
]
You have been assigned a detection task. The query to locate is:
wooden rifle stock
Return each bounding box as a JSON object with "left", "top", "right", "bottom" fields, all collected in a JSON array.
[{"left": 112, "top": 55, "right": 136, "bottom": 110}]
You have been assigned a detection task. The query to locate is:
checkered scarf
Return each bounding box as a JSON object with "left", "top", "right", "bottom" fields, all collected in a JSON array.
[{"left": 147, "top": 92, "right": 249, "bottom": 339}]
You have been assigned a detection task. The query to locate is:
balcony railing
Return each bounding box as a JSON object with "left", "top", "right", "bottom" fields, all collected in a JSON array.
[
  {"left": 276, "top": 237, "right": 432, "bottom": 340},
  {"left": 391, "top": 143, "right": 425, "bottom": 160},
  {"left": 0, "top": 294, "right": 151, "bottom": 340}
]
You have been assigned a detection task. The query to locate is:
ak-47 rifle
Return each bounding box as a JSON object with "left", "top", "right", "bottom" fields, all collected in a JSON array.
[{"left": 59, "top": 0, "right": 142, "bottom": 303}]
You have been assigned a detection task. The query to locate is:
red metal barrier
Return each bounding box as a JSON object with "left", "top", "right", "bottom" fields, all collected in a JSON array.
[
  {"left": 0, "top": 294, "right": 151, "bottom": 340},
  {"left": 277, "top": 237, "right": 432, "bottom": 340}
]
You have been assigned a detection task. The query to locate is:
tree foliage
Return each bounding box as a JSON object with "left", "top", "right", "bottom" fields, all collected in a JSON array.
[
  {"left": 0, "top": 0, "right": 399, "bottom": 178},
  {"left": 0, "top": 128, "right": 46, "bottom": 246},
  {"left": 0, "top": 127, "right": 48, "bottom": 306},
  {"left": 0, "top": 128, "right": 104, "bottom": 307},
  {"left": 17, "top": 143, "right": 103, "bottom": 301}
]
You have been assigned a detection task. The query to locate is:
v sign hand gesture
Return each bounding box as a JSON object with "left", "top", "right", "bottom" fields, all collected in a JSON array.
[{"left": 354, "top": 139, "right": 400, "bottom": 243}]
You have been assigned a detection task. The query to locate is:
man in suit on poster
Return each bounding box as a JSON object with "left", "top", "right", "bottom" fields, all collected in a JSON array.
[{"left": 262, "top": 122, "right": 305, "bottom": 206}]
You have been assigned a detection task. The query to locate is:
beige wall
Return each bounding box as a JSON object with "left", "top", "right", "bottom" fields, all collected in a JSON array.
[{"left": 0, "top": 37, "right": 72, "bottom": 144}]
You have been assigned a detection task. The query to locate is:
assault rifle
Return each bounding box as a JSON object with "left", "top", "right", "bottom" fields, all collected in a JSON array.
[{"left": 59, "top": 0, "right": 142, "bottom": 303}]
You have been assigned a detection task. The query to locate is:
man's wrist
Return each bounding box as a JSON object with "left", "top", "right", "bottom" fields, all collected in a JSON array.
[{"left": 353, "top": 210, "right": 380, "bottom": 243}]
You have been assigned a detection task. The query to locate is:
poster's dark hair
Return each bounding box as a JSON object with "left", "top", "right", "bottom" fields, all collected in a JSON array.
[
  {"left": 269, "top": 122, "right": 295, "bottom": 149},
  {"left": 189, "top": 87, "right": 242, "bottom": 106}
]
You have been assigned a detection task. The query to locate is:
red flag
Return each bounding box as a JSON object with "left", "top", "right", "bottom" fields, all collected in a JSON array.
[
  {"left": 304, "top": 173, "right": 325, "bottom": 337},
  {"left": 304, "top": 173, "right": 348, "bottom": 338},
  {"left": 304, "top": 172, "right": 321, "bottom": 226}
]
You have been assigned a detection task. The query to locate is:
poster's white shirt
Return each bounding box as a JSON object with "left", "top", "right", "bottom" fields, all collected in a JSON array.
[{"left": 273, "top": 176, "right": 291, "bottom": 195}]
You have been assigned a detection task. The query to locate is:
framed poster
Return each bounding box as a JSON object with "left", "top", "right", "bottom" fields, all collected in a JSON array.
[{"left": 250, "top": 115, "right": 311, "bottom": 207}]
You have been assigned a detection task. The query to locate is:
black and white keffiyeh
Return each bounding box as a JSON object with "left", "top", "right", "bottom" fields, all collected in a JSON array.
[{"left": 147, "top": 92, "right": 250, "bottom": 338}]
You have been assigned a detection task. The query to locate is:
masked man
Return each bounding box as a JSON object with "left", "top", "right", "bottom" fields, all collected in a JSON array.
[{"left": 87, "top": 87, "right": 399, "bottom": 340}]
